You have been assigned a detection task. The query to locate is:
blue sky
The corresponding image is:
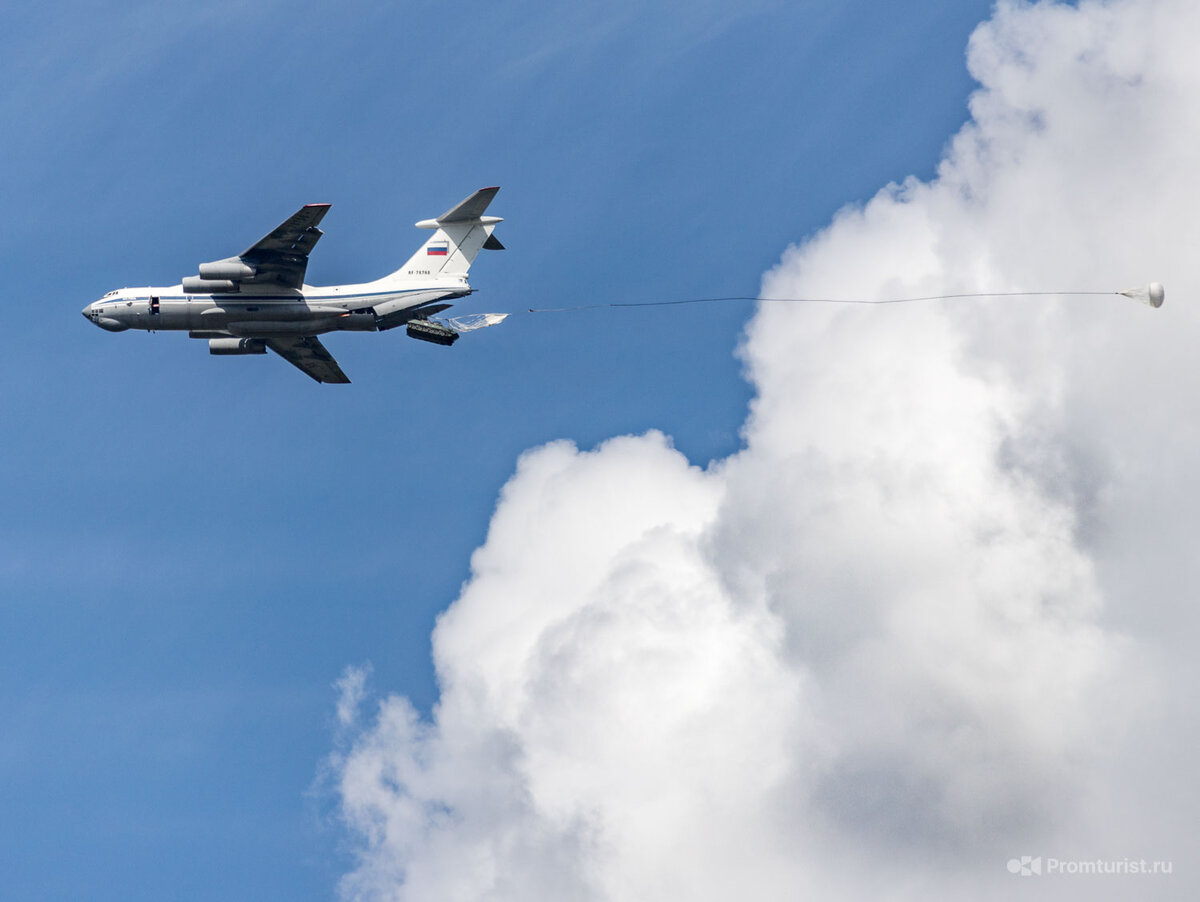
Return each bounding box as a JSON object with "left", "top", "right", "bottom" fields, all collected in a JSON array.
[{"left": 2, "top": 2, "right": 998, "bottom": 898}]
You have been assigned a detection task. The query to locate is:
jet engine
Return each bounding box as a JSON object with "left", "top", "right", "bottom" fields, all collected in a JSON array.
[
  {"left": 183, "top": 277, "right": 240, "bottom": 294},
  {"left": 209, "top": 338, "right": 266, "bottom": 355},
  {"left": 198, "top": 257, "right": 257, "bottom": 280}
]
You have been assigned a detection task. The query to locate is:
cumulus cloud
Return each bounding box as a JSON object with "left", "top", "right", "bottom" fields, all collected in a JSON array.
[
  {"left": 330, "top": 1, "right": 1198, "bottom": 898},
  {"left": 335, "top": 665, "right": 372, "bottom": 730}
]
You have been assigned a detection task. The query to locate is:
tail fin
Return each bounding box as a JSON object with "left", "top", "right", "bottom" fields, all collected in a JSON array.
[{"left": 386, "top": 187, "right": 504, "bottom": 281}]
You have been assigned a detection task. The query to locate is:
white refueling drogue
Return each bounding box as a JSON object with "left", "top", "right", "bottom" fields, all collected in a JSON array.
[{"left": 1119, "top": 282, "right": 1166, "bottom": 308}]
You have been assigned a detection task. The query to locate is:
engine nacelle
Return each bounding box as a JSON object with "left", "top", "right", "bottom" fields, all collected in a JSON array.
[
  {"left": 209, "top": 338, "right": 266, "bottom": 355},
  {"left": 183, "top": 277, "right": 240, "bottom": 294},
  {"left": 198, "top": 257, "right": 257, "bottom": 281}
]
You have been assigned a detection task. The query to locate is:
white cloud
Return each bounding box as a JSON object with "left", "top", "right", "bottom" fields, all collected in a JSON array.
[
  {"left": 335, "top": 665, "right": 372, "bottom": 730},
  {"left": 329, "top": 1, "right": 1199, "bottom": 898}
]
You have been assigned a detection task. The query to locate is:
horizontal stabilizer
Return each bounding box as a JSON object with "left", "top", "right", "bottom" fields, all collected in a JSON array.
[{"left": 437, "top": 187, "right": 500, "bottom": 223}]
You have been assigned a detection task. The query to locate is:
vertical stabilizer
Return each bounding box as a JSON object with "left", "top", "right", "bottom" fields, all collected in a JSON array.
[{"left": 384, "top": 187, "right": 503, "bottom": 282}]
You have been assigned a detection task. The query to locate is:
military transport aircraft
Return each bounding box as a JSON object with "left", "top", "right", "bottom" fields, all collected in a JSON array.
[{"left": 82, "top": 187, "right": 505, "bottom": 383}]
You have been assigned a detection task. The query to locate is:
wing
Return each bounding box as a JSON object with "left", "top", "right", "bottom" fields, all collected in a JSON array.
[
  {"left": 264, "top": 336, "right": 351, "bottom": 384},
  {"left": 191, "top": 204, "right": 330, "bottom": 291},
  {"left": 239, "top": 203, "right": 331, "bottom": 289}
]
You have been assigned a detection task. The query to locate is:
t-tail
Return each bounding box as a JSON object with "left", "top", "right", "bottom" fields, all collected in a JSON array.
[{"left": 385, "top": 186, "right": 505, "bottom": 281}]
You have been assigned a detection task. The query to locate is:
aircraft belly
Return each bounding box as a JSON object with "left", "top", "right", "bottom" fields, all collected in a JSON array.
[
  {"left": 226, "top": 318, "right": 343, "bottom": 336},
  {"left": 372, "top": 289, "right": 461, "bottom": 318},
  {"left": 198, "top": 302, "right": 347, "bottom": 336}
]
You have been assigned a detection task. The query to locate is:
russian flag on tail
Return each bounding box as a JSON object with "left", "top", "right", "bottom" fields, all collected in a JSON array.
[{"left": 427, "top": 242, "right": 449, "bottom": 256}]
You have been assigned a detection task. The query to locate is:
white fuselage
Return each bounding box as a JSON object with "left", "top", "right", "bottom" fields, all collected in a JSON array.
[{"left": 82, "top": 275, "right": 471, "bottom": 337}]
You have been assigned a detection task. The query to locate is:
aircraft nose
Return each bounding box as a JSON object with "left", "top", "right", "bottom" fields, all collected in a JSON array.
[{"left": 83, "top": 303, "right": 129, "bottom": 332}]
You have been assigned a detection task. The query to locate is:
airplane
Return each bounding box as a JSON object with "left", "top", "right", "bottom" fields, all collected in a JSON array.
[{"left": 82, "top": 187, "right": 505, "bottom": 383}]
